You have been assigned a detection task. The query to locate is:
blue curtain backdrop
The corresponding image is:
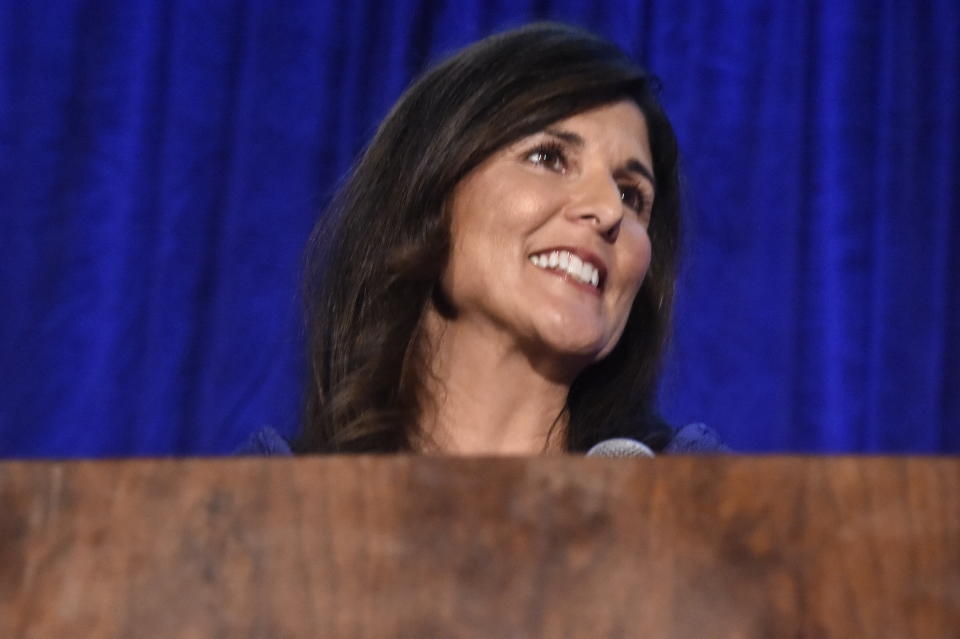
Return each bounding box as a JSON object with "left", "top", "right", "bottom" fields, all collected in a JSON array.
[{"left": 1, "top": 1, "right": 957, "bottom": 457}]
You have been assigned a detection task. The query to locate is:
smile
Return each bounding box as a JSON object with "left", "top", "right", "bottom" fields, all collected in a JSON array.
[{"left": 528, "top": 249, "right": 604, "bottom": 289}]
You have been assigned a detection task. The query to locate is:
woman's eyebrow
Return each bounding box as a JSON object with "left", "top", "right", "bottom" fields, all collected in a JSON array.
[
  {"left": 543, "top": 126, "right": 655, "bottom": 188},
  {"left": 543, "top": 127, "right": 584, "bottom": 146},
  {"left": 623, "top": 159, "right": 655, "bottom": 188}
]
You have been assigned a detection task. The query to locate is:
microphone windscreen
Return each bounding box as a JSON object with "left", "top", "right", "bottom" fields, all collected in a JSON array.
[{"left": 586, "top": 438, "right": 656, "bottom": 458}]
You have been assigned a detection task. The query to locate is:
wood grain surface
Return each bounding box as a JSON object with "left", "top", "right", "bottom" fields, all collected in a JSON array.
[{"left": 1, "top": 456, "right": 958, "bottom": 638}]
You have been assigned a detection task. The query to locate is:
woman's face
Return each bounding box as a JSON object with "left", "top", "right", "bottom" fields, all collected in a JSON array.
[{"left": 441, "top": 100, "right": 655, "bottom": 372}]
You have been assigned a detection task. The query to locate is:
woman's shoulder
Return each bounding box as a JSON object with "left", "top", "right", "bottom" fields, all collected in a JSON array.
[
  {"left": 662, "top": 422, "right": 730, "bottom": 454},
  {"left": 235, "top": 427, "right": 294, "bottom": 456},
  {"left": 235, "top": 423, "right": 729, "bottom": 456}
]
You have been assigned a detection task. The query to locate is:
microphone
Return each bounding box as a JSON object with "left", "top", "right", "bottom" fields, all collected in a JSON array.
[{"left": 586, "top": 438, "right": 656, "bottom": 458}]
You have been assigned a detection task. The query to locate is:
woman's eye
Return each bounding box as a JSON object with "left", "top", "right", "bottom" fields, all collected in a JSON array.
[
  {"left": 526, "top": 144, "right": 567, "bottom": 173},
  {"left": 619, "top": 185, "right": 646, "bottom": 213}
]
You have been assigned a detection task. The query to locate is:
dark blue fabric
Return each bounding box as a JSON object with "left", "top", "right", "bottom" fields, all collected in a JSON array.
[{"left": 1, "top": 2, "right": 957, "bottom": 457}]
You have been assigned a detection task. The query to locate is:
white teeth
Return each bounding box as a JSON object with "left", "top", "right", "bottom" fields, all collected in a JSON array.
[
  {"left": 528, "top": 249, "right": 601, "bottom": 288},
  {"left": 580, "top": 261, "right": 592, "bottom": 282}
]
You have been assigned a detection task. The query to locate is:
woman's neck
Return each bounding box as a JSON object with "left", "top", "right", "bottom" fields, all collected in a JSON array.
[{"left": 417, "top": 310, "right": 574, "bottom": 455}]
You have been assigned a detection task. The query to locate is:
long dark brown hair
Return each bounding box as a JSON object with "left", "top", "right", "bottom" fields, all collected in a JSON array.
[{"left": 296, "top": 23, "right": 682, "bottom": 453}]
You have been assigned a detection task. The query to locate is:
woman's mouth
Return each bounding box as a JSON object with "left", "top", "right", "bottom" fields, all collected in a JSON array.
[{"left": 528, "top": 249, "right": 605, "bottom": 293}]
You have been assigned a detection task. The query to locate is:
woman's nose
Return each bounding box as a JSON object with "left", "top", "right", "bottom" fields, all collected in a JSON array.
[{"left": 564, "top": 170, "right": 623, "bottom": 241}]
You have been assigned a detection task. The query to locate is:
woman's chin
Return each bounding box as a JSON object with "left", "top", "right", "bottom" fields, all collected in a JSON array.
[
  {"left": 531, "top": 294, "right": 623, "bottom": 348},
  {"left": 525, "top": 324, "right": 615, "bottom": 369}
]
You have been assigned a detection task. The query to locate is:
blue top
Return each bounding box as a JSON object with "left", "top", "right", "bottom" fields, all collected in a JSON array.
[{"left": 236, "top": 423, "right": 728, "bottom": 456}]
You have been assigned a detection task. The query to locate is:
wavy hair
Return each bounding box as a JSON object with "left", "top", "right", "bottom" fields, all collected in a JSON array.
[{"left": 296, "top": 23, "right": 682, "bottom": 453}]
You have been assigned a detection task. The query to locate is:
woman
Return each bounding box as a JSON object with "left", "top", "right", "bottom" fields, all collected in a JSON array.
[{"left": 244, "top": 23, "right": 724, "bottom": 456}]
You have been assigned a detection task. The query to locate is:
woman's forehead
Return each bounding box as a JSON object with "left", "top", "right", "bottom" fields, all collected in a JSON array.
[{"left": 551, "top": 102, "right": 648, "bottom": 151}]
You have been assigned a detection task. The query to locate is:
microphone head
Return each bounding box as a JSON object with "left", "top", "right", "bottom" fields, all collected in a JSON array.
[{"left": 586, "top": 438, "right": 656, "bottom": 458}]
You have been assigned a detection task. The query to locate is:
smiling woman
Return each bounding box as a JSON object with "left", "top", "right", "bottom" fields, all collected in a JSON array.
[
  {"left": 441, "top": 102, "right": 654, "bottom": 366},
  {"left": 278, "top": 22, "right": 723, "bottom": 455}
]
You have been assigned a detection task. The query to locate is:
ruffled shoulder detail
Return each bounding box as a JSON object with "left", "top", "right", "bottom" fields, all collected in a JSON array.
[
  {"left": 662, "top": 423, "right": 730, "bottom": 454},
  {"left": 234, "top": 427, "right": 294, "bottom": 456}
]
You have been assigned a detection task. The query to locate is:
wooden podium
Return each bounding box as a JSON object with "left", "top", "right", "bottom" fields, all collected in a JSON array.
[{"left": 2, "top": 456, "right": 958, "bottom": 637}]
